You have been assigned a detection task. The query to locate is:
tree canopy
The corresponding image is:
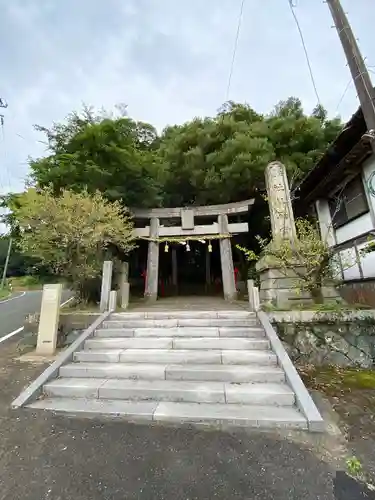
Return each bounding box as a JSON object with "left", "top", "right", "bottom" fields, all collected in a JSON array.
[
  {"left": 25, "top": 98, "right": 341, "bottom": 209},
  {"left": 29, "top": 106, "right": 163, "bottom": 208},
  {"left": 12, "top": 188, "right": 135, "bottom": 301}
]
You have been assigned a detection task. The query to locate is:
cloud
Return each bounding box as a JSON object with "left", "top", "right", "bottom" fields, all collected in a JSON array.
[{"left": 0, "top": 0, "right": 374, "bottom": 198}]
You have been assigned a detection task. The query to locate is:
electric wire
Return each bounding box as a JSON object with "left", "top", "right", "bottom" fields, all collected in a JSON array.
[
  {"left": 225, "top": 0, "right": 245, "bottom": 101},
  {"left": 288, "top": 0, "right": 322, "bottom": 106}
]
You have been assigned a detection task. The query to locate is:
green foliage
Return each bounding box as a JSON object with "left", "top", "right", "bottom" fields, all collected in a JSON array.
[
  {"left": 0, "top": 98, "right": 342, "bottom": 287},
  {"left": 21, "top": 99, "right": 341, "bottom": 211},
  {"left": 12, "top": 188, "right": 135, "bottom": 301},
  {"left": 158, "top": 99, "right": 341, "bottom": 206},
  {"left": 238, "top": 218, "right": 346, "bottom": 304},
  {"left": 29, "top": 105, "right": 162, "bottom": 208},
  {"left": 346, "top": 456, "right": 363, "bottom": 477},
  {"left": 0, "top": 235, "right": 42, "bottom": 278}
]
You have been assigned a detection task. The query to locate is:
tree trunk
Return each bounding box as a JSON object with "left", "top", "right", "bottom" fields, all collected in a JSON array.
[{"left": 310, "top": 286, "right": 324, "bottom": 304}]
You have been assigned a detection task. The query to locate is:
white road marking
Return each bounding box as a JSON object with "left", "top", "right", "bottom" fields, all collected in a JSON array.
[
  {"left": 0, "top": 293, "right": 74, "bottom": 345},
  {"left": 0, "top": 326, "right": 25, "bottom": 344},
  {"left": 0, "top": 291, "right": 26, "bottom": 304}
]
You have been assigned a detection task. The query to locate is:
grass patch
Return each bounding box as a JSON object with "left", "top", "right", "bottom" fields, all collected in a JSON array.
[
  {"left": 0, "top": 288, "right": 11, "bottom": 300},
  {"left": 299, "top": 365, "right": 375, "bottom": 395},
  {"left": 8, "top": 275, "right": 66, "bottom": 291}
]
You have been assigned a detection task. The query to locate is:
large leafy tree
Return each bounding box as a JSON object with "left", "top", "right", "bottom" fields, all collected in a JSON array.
[
  {"left": 159, "top": 99, "right": 342, "bottom": 206},
  {"left": 27, "top": 99, "right": 341, "bottom": 210},
  {"left": 29, "top": 106, "right": 162, "bottom": 208}
]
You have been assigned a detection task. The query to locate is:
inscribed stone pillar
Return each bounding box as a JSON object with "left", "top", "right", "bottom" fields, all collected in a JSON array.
[
  {"left": 256, "top": 162, "right": 301, "bottom": 308},
  {"left": 36, "top": 283, "right": 62, "bottom": 355},
  {"left": 218, "top": 214, "right": 237, "bottom": 301},
  {"left": 100, "top": 260, "right": 113, "bottom": 312},
  {"left": 265, "top": 161, "right": 297, "bottom": 242},
  {"left": 172, "top": 247, "right": 178, "bottom": 289},
  {"left": 145, "top": 217, "right": 159, "bottom": 301}
]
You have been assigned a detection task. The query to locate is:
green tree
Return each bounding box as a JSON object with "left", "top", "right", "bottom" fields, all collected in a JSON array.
[
  {"left": 12, "top": 188, "right": 135, "bottom": 302},
  {"left": 159, "top": 99, "right": 342, "bottom": 206},
  {"left": 25, "top": 98, "right": 342, "bottom": 211},
  {"left": 29, "top": 106, "right": 162, "bottom": 207}
]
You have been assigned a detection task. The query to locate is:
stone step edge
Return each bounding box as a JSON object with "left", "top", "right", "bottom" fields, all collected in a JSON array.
[
  {"left": 44, "top": 377, "right": 295, "bottom": 405},
  {"left": 73, "top": 350, "right": 278, "bottom": 365},
  {"left": 110, "top": 311, "right": 256, "bottom": 319},
  {"left": 28, "top": 398, "right": 308, "bottom": 429},
  {"left": 95, "top": 327, "right": 265, "bottom": 337},
  {"left": 63, "top": 362, "right": 282, "bottom": 378},
  {"left": 85, "top": 338, "right": 270, "bottom": 347}
]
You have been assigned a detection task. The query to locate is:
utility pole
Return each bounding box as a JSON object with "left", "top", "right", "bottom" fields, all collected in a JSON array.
[
  {"left": 0, "top": 237, "right": 12, "bottom": 289},
  {"left": 0, "top": 96, "right": 11, "bottom": 290},
  {"left": 326, "top": 0, "right": 375, "bottom": 153}
]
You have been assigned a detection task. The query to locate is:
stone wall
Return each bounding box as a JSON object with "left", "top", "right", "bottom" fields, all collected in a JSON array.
[{"left": 269, "top": 310, "right": 375, "bottom": 368}]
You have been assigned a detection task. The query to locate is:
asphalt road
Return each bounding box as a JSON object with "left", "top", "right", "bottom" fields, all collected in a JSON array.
[{"left": 0, "top": 289, "right": 73, "bottom": 340}]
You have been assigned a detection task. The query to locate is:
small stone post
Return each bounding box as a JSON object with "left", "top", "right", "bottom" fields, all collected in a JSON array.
[
  {"left": 247, "top": 279, "right": 255, "bottom": 311},
  {"left": 118, "top": 262, "right": 130, "bottom": 309},
  {"left": 36, "top": 283, "right": 63, "bottom": 356},
  {"left": 218, "top": 214, "right": 237, "bottom": 301},
  {"left": 145, "top": 217, "right": 160, "bottom": 302},
  {"left": 100, "top": 260, "right": 113, "bottom": 312},
  {"left": 109, "top": 290, "right": 117, "bottom": 312}
]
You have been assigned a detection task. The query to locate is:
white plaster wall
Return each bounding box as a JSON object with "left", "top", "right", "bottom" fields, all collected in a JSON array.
[
  {"left": 315, "top": 199, "right": 335, "bottom": 247},
  {"left": 362, "top": 154, "right": 375, "bottom": 215},
  {"left": 314, "top": 155, "right": 375, "bottom": 280},
  {"left": 339, "top": 248, "right": 360, "bottom": 280},
  {"left": 335, "top": 212, "right": 373, "bottom": 244},
  {"left": 357, "top": 241, "right": 375, "bottom": 279}
]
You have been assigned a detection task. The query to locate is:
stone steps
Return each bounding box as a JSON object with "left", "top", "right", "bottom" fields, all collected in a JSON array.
[
  {"left": 94, "top": 327, "right": 265, "bottom": 338},
  {"left": 60, "top": 362, "right": 284, "bottom": 382},
  {"left": 110, "top": 311, "right": 256, "bottom": 320},
  {"left": 102, "top": 318, "right": 258, "bottom": 329},
  {"left": 44, "top": 378, "right": 295, "bottom": 405},
  {"left": 28, "top": 309, "right": 315, "bottom": 430},
  {"left": 29, "top": 399, "right": 308, "bottom": 429},
  {"left": 84, "top": 337, "right": 270, "bottom": 351},
  {"left": 74, "top": 348, "right": 277, "bottom": 365}
]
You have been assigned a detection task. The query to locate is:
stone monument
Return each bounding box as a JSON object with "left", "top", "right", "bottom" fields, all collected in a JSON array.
[
  {"left": 256, "top": 162, "right": 309, "bottom": 308},
  {"left": 36, "top": 283, "right": 63, "bottom": 355},
  {"left": 256, "top": 161, "right": 341, "bottom": 308}
]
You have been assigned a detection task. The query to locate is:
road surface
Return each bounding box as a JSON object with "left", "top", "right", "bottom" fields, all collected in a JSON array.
[{"left": 0, "top": 290, "right": 73, "bottom": 341}]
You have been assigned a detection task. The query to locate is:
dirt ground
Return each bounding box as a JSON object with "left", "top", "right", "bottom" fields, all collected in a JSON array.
[{"left": 301, "top": 365, "right": 375, "bottom": 480}]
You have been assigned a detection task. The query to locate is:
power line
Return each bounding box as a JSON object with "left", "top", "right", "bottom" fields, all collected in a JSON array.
[
  {"left": 334, "top": 78, "right": 353, "bottom": 113},
  {"left": 288, "top": 0, "right": 322, "bottom": 106},
  {"left": 225, "top": 0, "right": 245, "bottom": 101}
]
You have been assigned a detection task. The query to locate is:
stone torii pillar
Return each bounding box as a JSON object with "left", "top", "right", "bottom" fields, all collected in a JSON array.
[
  {"left": 145, "top": 217, "right": 160, "bottom": 302},
  {"left": 218, "top": 214, "right": 237, "bottom": 301}
]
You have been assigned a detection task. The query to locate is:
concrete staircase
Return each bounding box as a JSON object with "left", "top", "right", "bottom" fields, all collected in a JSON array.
[{"left": 29, "top": 310, "right": 312, "bottom": 429}]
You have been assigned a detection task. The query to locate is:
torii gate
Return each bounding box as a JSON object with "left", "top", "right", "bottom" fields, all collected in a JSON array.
[{"left": 131, "top": 199, "right": 254, "bottom": 301}]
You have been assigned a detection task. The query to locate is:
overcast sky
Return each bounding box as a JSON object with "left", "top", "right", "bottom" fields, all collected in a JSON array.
[{"left": 0, "top": 0, "right": 374, "bottom": 195}]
